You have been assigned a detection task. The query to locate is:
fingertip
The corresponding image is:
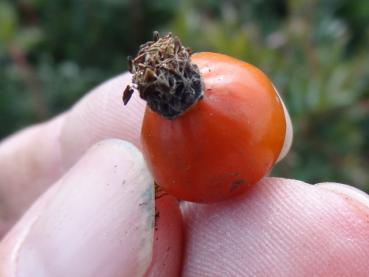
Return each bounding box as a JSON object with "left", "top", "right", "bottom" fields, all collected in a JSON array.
[
  {"left": 182, "top": 177, "right": 369, "bottom": 276},
  {"left": 0, "top": 139, "right": 155, "bottom": 277},
  {"left": 316, "top": 182, "right": 369, "bottom": 210}
]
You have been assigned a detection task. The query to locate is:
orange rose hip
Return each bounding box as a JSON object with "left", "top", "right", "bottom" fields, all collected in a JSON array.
[{"left": 124, "top": 32, "right": 287, "bottom": 203}]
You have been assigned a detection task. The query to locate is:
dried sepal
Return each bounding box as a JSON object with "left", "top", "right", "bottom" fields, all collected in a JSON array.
[
  {"left": 124, "top": 31, "right": 203, "bottom": 119},
  {"left": 122, "top": 85, "right": 134, "bottom": 105}
]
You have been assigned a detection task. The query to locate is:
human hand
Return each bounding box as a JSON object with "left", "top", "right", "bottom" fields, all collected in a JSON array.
[{"left": 0, "top": 74, "right": 369, "bottom": 276}]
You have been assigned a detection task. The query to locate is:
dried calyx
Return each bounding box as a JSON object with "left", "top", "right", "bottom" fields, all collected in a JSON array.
[{"left": 123, "top": 31, "right": 203, "bottom": 119}]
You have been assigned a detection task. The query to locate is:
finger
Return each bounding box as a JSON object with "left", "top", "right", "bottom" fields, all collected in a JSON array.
[
  {"left": 181, "top": 178, "right": 369, "bottom": 276},
  {"left": 0, "top": 140, "right": 154, "bottom": 277},
  {"left": 145, "top": 194, "right": 184, "bottom": 276},
  {"left": 0, "top": 73, "right": 144, "bottom": 234},
  {"left": 0, "top": 115, "right": 65, "bottom": 236},
  {"left": 59, "top": 73, "right": 145, "bottom": 169}
]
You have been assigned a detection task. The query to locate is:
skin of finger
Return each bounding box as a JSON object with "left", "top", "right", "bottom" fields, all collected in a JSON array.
[
  {"left": 145, "top": 195, "right": 184, "bottom": 276},
  {"left": 59, "top": 73, "right": 146, "bottom": 170},
  {"left": 0, "top": 140, "right": 155, "bottom": 277},
  {"left": 0, "top": 115, "right": 65, "bottom": 237},
  {"left": 0, "top": 74, "right": 184, "bottom": 275},
  {"left": 0, "top": 183, "right": 60, "bottom": 277},
  {"left": 0, "top": 73, "right": 144, "bottom": 236},
  {"left": 181, "top": 177, "right": 369, "bottom": 277}
]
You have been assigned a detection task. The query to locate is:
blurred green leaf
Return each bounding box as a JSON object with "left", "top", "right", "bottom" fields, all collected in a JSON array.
[
  {"left": 13, "top": 27, "right": 43, "bottom": 52},
  {"left": 0, "top": 2, "right": 17, "bottom": 43},
  {"left": 1, "top": 0, "right": 369, "bottom": 191}
]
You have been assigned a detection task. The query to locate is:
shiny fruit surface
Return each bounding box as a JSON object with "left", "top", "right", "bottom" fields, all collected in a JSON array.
[{"left": 141, "top": 52, "right": 286, "bottom": 203}]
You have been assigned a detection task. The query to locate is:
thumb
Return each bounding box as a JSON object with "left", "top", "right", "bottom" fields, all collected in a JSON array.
[
  {"left": 0, "top": 140, "right": 154, "bottom": 277},
  {"left": 182, "top": 178, "right": 369, "bottom": 276}
]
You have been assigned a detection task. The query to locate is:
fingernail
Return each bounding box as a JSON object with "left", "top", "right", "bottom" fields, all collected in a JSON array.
[
  {"left": 317, "top": 182, "right": 369, "bottom": 209},
  {"left": 16, "top": 139, "right": 154, "bottom": 277},
  {"left": 273, "top": 85, "right": 293, "bottom": 162}
]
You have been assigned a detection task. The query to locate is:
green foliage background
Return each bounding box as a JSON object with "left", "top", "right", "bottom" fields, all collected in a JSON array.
[{"left": 1, "top": 0, "right": 369, "bottom": 191}]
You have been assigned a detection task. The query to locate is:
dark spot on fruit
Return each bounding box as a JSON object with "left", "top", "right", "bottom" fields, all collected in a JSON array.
[{"left": 230, "top": 179, "right": 246, "bottom": 192}]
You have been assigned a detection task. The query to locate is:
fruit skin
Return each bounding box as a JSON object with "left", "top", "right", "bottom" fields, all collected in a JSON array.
[{"left": 141, "top": 52, "right": 286, "bottom": 203}]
